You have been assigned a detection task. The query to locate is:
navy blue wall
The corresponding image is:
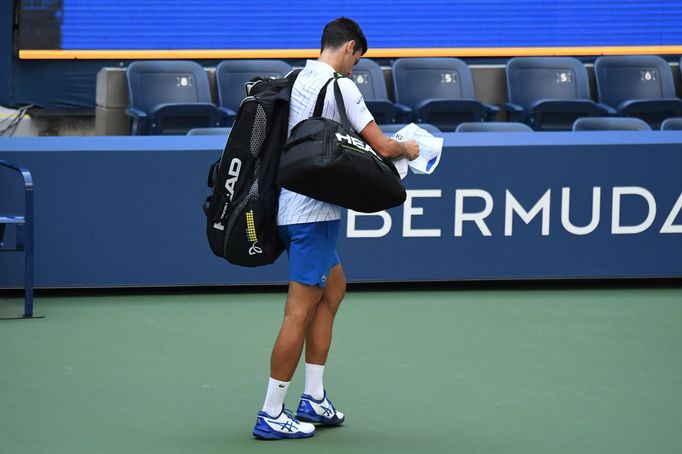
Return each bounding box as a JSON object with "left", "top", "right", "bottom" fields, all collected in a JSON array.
[{"left": 1, "top": 132, "right": 681, "bottom": 288}]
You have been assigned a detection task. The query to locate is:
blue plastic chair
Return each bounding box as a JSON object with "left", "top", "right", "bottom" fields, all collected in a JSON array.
[
  {"left": 505, "top": 57, "right": 610, "bottom": 131},
  {"left": 660, "top": 117, "right": 682, "bottom": 131},
  {"left": 392, "top": 58, "right": 499, "bottom": 132},
  {"left": 0, "top": 160, "right": 36, "bottom": 319},
  {"left": 379, "top": 123, "right": 441, "bottom": 135},
  {"left": 215, "top": 60, "right": 293, "bottom": 125},
  {"left": 456, "top": 122, "right": 533, "bottom": 132},
  {"left": 572, "top": 117, "right": 652, "bottom": 131},
  {"left": 126, "top": 61, "right": 227, "bottom": 135},
  {"left": 351, "top": 59, "right": 410, "bottom": 124},
  {"left": 594, "top": 55, "right": 682, "bottom": 129}
]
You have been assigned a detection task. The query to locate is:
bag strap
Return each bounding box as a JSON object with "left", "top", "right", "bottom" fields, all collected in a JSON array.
[
  {"left": 311, "top": 76, "right": 352, "bottom": 130},
  {"left": 332, "top": 78, "right": 352, "bottom": 130},
  {"left": 312, "top": 78, "right": 336, "bottom": 117}
]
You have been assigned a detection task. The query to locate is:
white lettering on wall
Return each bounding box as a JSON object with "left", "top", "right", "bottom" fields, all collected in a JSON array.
[
  {"left": 660, "top": 192, "right": 682, "bottom": 234},
  {"left": 403, "top": 190, "right": 442, "bottom": 237},
  {"left": 347, "top": 210, "right": 392, "bottom": 238},
  {"left": 612, "top": 187, "right": 657, "bottom": 234},
  {"left": 561, "top": 187, "right": 601, "bottom": 235},
  {"left": 505, "top": 189, "right": 551, "bottom": 236},
  {"left": 454, "top": 189, "right": 493, "bottom": 237}
]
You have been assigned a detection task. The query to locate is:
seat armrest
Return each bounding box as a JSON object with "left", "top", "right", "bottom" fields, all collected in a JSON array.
[
  {"left": 125, "top": 107, "right": 148, "bottom": 119},
  {"left": 218, "top": 107, "right": 237, "bottom": 126},
  {"left": 503, "top": 103, "right": 524, "bottom": 113},
  {"left": 125, "top": 108, "right": 149, "bottom": 134},
  {"left": 483, "top": 103, "right": 500, "bottom": 120},
  {"left": 484, "top": 104, "right": 500, "bottom": 113},
  {"left": 394, "top": 103, "right": 413, "bottom": 123},
  {"left": 503, "top": 103, "right": 525, "bottom": 122},
  {"left": 596, "top": 103, "right": 617, "bottom": 115}
]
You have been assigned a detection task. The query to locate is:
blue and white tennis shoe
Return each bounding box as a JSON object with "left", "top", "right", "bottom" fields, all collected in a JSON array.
[
  {"left": 296, "top": 391, "right": 345, "bottom": 425},
  {"left": 252, "top": 406, "right": 315, "bottom": 440}
]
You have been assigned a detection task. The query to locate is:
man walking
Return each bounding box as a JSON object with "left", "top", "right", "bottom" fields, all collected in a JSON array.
[{"left": 253, "top": 17, "right": 419, "bottom": 440}]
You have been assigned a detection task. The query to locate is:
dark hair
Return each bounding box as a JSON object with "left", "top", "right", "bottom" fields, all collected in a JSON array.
[{"left": 320, "top": 17, "right": 368, "bottom": 55}]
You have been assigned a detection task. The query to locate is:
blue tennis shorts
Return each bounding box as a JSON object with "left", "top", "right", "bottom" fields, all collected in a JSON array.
[{"left": 277, "top": 220, "right": 341, "bottom": 288}]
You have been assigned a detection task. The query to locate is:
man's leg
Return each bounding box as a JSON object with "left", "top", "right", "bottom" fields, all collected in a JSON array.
[
  {"left": 270, "top": 282, "right": 323, "bottom": 381},
  {"left": 257, "top": 281, "right": 322, "bottom": 431},
  {"left": 255, "top": 221, "right": 340, "bottom": 437},
  {"left": 254, "top": 282, "right": 320, "bottom": 440},
  {"left": 305, "top": 263, "right": 346, "bottom": 366},
  {"left": 295, "top": 263, "right": 347, "bottom": 425}
]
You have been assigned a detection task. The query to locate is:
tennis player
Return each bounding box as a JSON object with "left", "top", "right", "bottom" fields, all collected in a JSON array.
[{"left": 252, "top": 17, "right": 419, "bottom": 440}]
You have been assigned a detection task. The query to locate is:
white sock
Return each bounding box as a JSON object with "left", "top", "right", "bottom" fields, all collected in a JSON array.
[
  {"left": 304, "top": 363, "right": 325, "bottom": 401},
  {"left": 262, "top": 377, "right": 290, "bottom": 417}
]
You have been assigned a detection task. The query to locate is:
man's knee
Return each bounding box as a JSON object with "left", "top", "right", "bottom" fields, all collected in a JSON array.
[
  {"left": 321, "top": 276, "right": 346, "bottom": 313},
  {"left": 285, "top": 282, "right": 324, "bottom": 325},
  {"left": 283, "top": 309, "right": 316, "bottom": 328}
]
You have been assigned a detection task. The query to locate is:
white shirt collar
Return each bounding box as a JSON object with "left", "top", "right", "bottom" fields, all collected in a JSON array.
[{"left": 304, "top": 59, "right": 337, "bottom": 76}]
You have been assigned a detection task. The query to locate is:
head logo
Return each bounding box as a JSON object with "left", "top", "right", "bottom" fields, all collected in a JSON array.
[
  {"left": 335, "top": 132, "right": 373, "bottom": 153},
  {"left": 223, "top": 158, "right": 242, "bottom": 201}
]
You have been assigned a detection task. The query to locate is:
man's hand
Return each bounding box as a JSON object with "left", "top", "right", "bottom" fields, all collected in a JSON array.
[
  {"left": 402, "top": 139, "right": 420, "bottom": 161},
  {"left": 360, "top": 121, "right": 421, "bottom": 160}
]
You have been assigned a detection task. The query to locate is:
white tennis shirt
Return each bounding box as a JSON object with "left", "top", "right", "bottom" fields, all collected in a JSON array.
[{"left": 277, "top": 60, "right": 374, "bottom": 226}]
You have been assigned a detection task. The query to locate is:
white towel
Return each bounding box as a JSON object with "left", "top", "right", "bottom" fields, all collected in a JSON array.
[{"left": 390, "top": 123, "right": 444, "bottom": 180}]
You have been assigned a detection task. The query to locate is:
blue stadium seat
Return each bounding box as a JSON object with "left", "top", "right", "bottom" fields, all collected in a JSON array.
[
  {"left": 594, "top": 55, "right": 682, "bottom": 129},
  {"left": 660, "top": 117, "right": 682, "bottom": 130},
  {"left": 456, "top": 122, "right": 533, "bottom": 132},
  {"left": 126, "top": 61, "right": 227, "bottom": 135},
  {"left": 379, "top": 123, "right": 441, "bottom": 135},
  {"left": 392, "top": 58, "right": 499, "bottom": 132},
  {"left": 186, "top": 127, "right": 231, "bottom": 135},
  {"left": 351, "top": 58, "right": 410, "bottom": 124},
  {"left": 572, "top": 117, "right": 652, "bottom": 131},
  {"left": 504, "top": 57, "right": 610, "bottom": 131},
  {"left": 215, "top": 60, "right": 293, "bottom": 126}
]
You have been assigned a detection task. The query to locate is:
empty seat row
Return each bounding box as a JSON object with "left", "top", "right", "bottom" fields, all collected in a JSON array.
[
  {"left": 126, "top": 60, "right": 294, "bottom": 135},
  {"left": 354, "top": 56, "right": 682, "bottom": 131},
  {"left": 125, "top": 56, "right": 682, "bottom": 135},
  {"left": 354, "top": 58, "right": 499, "bottom": 131},
  {"left": 505, "top": 56, "right": 682, "bottom": 131}
]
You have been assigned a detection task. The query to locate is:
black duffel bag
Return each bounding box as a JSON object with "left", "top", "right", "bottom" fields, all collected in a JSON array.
[{"left": 277, "top": 77, "right": 406, "bottom": 213}]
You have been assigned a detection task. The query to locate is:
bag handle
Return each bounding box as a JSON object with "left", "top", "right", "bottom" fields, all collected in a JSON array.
[
  {"left": 311, "top": 76, "right": 352, "bottom": 131},
  {"left": 332, "top": 78, "right": 352, "bottom": 131},
  {"left": 312, "top": 78, "right": 336, "bottom": 118}
]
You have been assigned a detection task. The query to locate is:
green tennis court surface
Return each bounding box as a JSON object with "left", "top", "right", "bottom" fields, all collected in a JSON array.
[{"left": 1, "top": 284, "right": 681, "bottom": 454}]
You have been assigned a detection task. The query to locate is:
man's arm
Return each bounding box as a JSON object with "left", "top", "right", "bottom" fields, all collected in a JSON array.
[
  {"left": 334, "top": 78, "right": 419, "bottom": 161},
  {"left": 359, "top": 120, "right": 420, "bottom": 161}
]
